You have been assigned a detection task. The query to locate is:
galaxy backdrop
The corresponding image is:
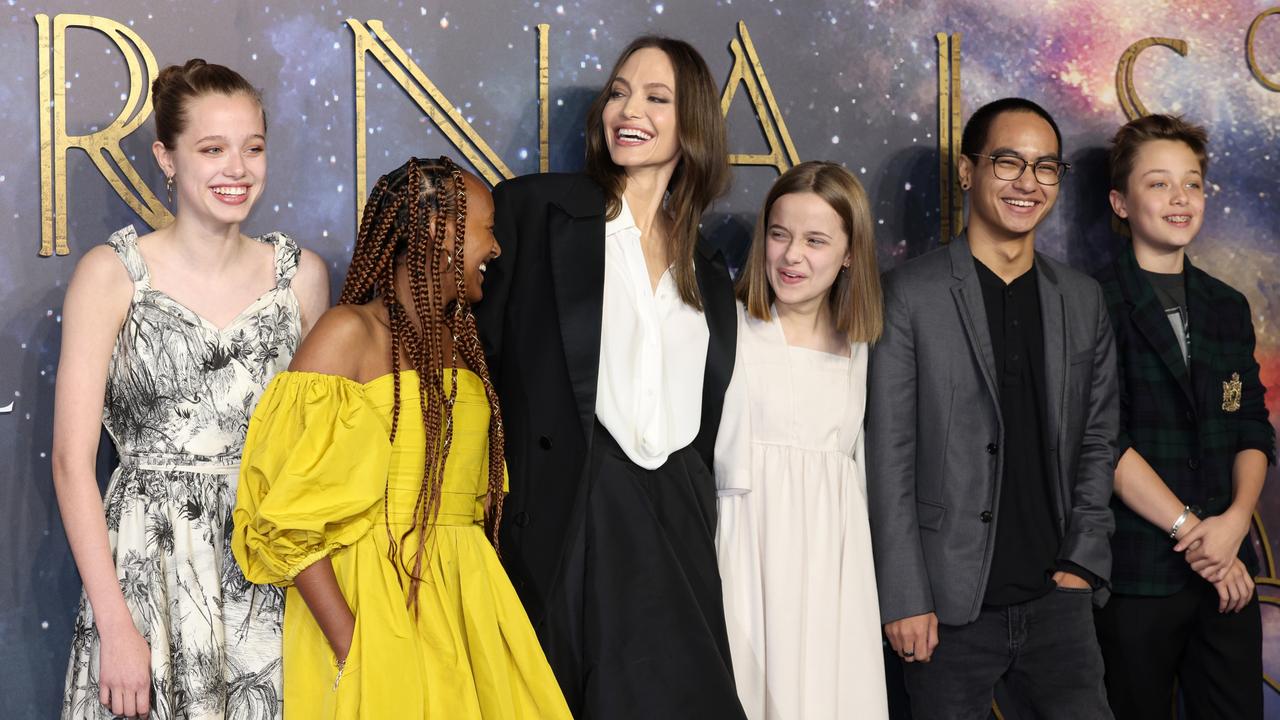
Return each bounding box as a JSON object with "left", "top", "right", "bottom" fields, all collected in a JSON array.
[{"left": 1, "top": 1, "right": 1277, "bottom": 716}]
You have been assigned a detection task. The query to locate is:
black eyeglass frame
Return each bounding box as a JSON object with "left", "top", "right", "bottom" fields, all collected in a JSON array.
[{"left": 963, "top": 153, "right": 1072, "bottom": 186}]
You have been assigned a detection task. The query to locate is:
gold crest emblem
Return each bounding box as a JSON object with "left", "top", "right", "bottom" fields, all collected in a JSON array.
[{"left": 1222, "top": 372, "right": 1242, "bottom": 413}]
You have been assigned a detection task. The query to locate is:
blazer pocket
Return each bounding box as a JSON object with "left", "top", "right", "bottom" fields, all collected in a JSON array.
[
  {"left": 916, "top": 499, "right": 947, "bottom": 531},
  {"left": 1069, "top": 349, "right": 1093, "bottom": 365}
]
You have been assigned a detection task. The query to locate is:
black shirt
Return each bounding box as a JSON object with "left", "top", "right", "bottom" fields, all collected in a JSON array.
[{"left": 974, "top": 258, "right": 1062, "bottom": 605}]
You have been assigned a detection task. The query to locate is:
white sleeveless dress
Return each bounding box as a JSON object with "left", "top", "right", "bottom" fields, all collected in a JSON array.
[
  {"left": 62, "top": 226, "right": 300, "bottom": 720},
  {"left": 715, "top": 303, "right": 889, "bottom": 720}
]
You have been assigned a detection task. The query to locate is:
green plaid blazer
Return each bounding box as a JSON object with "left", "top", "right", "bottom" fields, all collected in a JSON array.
[{"left": 1094, "top": 247, "right": 1275, "bottom": 596}]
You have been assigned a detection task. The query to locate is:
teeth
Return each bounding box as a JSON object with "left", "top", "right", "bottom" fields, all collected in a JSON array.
[
  {"left": 1165, "top": 215, "right": 1190, "bottom": 222},
  {"left": 213, "top": 186, "right": 247, "bottom": 196},
  {"left": 1003, "top": 198, "right": 1035, "bottom": 208},
  {"left": 618, "top": 128, "right": 652, "bottom": 141}
]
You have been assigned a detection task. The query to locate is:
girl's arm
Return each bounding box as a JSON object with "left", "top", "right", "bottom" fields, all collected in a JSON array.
[{"left": 51, "top": 245, "right": 151, "bottom": 718}]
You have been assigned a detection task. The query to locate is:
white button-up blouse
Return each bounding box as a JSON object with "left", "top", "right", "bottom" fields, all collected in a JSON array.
[{"left": 594, "top": 197, "right": 709, "bottom": 470}]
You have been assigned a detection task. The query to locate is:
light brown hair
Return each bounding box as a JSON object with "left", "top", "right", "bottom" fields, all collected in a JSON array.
[
  {"left": 152, "top": 58, "right": 265, "bottom": 148},
  {"left": 737, "top": 161, "right": 883, "bottom": 343},
  {"left": 339, "top": 157, "right": 505, "bottom": 611},
  {"left": 1109, "top": 113, "right": 1209, "bottom": 194},
  {"left": 585, "top": 36, "right": 730, "bottom": 310}
]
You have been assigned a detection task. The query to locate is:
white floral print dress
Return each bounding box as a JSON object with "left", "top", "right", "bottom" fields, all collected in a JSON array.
[{"left": 62, "top": 225, "right": 300, "bottom": 720}]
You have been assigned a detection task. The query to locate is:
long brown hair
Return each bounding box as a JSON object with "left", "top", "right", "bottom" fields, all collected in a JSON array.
[
  {"left": 737, "top": 161, "right": 883, "bottom": 343},
  {"left": 585, "top": 36, "right": 730, "bottom": 310},
  {"left": 339, "top": 156, "right": 505, "bottom": 611}
]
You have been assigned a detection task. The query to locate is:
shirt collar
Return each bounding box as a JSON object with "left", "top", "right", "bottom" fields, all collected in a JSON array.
[
  {"left": 605, "top": 194, "right": 639, "bottom": 239},
  {"left": 973, "top": 256, "right": 1037, "bottom": 290}
]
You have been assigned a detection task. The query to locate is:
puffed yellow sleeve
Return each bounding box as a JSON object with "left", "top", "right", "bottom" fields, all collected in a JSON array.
[{"left": 232, "top": 371, "right": 392, "bottom": 586}]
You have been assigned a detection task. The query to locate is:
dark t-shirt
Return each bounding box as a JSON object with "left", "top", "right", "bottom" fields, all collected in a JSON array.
[{"left": 1143, "top": 269, "right": 1188, "bottom": 366}]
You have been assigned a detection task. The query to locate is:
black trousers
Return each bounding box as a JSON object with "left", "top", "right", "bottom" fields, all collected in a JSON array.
[
  {"left": 541, "top": 423, "right": 745, "bottom": 720},
  {"left": 902, "top": 587, "right": 1112, "bottom": 720},
  {"left": 1094, "top": 581, "right": 1262, "bottom": 720}
]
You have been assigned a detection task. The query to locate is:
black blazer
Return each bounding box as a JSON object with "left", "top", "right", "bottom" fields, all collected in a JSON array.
[
  {"left": 475, "top": 172, "right": 737, "bottom": 626},
  {"left": 1094, "top": 247, "right": 1275, "bottom": 596}
]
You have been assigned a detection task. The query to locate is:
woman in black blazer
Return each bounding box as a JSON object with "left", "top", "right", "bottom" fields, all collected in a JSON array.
[{"left": 475, "top": 36, "right": 743, "bottom": 720}]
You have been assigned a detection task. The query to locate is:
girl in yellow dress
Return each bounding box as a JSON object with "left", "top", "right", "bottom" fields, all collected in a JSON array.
[{"left": 231, "top": 156, "right": 572, "bottom": 719}]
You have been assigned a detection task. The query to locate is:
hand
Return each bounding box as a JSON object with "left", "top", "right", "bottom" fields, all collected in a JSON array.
[
  {"left": 1174, "top": 511, "right": 1251, "bottom": 583},
  {"left": 1211, "top": 559, "right": 1255, "bottom": 613},
  {"left": 1052, "top": 570, "right": 1091, "bottom": 590},
  {"left": 97, "top": 622, "right": 152, "bottom": 717},
  {"left": 884, "top": 612, "right": 939, "bottom": 663}
]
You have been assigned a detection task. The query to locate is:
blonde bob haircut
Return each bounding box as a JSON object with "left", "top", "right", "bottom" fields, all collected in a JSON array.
[{"left": 736, "top": 160, "right": 883, "bottom": 343}]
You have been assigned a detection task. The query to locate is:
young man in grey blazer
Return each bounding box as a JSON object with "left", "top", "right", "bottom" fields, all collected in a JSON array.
[{"left": 867, "top": 98, "right": 1119, "bottom": 719}]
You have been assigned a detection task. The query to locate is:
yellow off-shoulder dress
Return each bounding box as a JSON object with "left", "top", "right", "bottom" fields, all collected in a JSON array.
[{"left": 231, "top": 369, "right": 571, "bottom": 719}]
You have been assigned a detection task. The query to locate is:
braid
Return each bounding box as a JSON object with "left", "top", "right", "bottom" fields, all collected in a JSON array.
[{"left": 341, "top": 156, "right": 508, "bottom": 614}]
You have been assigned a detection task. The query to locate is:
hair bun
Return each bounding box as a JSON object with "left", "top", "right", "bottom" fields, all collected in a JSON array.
[{"left": 151, "top": 59, "right": 264, "bottom": 149}]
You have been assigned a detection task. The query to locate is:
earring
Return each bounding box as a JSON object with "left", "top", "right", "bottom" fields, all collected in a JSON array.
[
  {"left": 446, "top": 254, "right": 453, "bottom": 267},
  {"left": 165, "top": 175, "right": 175, "bottom": 205},
  {"left": 960, "top": 181, "right": 970, "bottom": 190}
]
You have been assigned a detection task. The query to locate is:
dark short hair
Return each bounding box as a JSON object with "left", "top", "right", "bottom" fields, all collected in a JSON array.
[
  {"left": 152, "top": 59, "right": 264, "bottom": 149},
  {"left": 961, "top": 97, "right": 1062, "bottom": 158},
  {"left": 1108, "top": 113, "right": 1209, "bottom": 192}
]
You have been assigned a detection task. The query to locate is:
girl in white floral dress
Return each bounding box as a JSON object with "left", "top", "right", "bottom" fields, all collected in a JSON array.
[{"left": 52, "top": 59, "right": 328, "bottom": 719}]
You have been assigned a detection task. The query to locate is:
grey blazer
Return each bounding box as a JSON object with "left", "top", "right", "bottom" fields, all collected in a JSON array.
[{"left": 867, "top": 236, "right": 1119, "bottom": 626}]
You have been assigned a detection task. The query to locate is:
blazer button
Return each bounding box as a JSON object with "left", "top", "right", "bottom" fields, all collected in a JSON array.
[
  {"left": 513, "top": 511, "right": 531, "bottom": 527},
  {"left": 986, "top": 443, "right": 998, "bottom": 455},
  {"left": 1187, "top": 458, "right": 1200, "bottom": 470},
  {"left": 539, "top": 435, "right": 553, "bottom": 450},
  {"left": 980, "top": 510, "right": 993, "bottom": 523}
]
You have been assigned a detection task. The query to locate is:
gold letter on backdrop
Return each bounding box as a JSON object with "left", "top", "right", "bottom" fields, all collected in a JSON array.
[
  {"left": 347, "top": 18, "right": 517, "bottom": 218},
  {"left": 936, "top": 32, "right": 962, "bottom": 243},
  {"left": 36, "top": 13, "right": 170, "bottom": 257},
  {"left": 1115, "top": 37, "right": 1189, "bottom": 120},
  {"left": 1248, "top": 7, "right": 1280, "bottom": 92},
  {"left": 721, "top": 21, "right": 799, "bottom": 173}
]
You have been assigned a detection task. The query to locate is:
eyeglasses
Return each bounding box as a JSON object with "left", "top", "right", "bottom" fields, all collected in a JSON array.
[{"left": 965, "top": 153, "right": 1070, "bottom": 186}]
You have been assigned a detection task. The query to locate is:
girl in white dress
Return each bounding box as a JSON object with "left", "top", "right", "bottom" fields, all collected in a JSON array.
[
  {"left": 716, "top": 161, "right": 887, "bottom": 720},
  {"left": 53, "top": 59, "right": 328, "bottom": 719}
]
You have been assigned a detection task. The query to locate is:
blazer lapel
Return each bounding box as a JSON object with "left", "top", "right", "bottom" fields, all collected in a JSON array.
[
  {"left": 690, "top": 240, "right": 737, "bottom": 469},
  {"left": 548, "top": 176, "right": 606, "bottom": 444},
  {"left": 1185, "top": 260, "right": 1218, "bottom": 416},
  {"left": 948, "top": 236, "right": 1001, "bottom": 411},
  {"left": 1036, "top": 256, "right": 1066, "bottom": 464},
  {"left": 1117, "top": 247, "right": 1194, "bottom": 404}
]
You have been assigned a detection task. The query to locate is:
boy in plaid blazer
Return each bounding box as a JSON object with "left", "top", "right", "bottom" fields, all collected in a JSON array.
[{"left": 1091, "top": 114, "right": 1275, "bottom": 719}]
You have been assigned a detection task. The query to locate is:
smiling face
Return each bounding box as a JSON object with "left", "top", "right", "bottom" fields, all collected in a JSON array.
[
  {"left": 1110, "top": 139, "right": 1205, "bottom": 254},
  {"left": 153, "top": 91, "right": 266, "bottom": 229},
  {"left": 958, "top": 110, "right": 1061, "bottom": 242},
  {"left": 602, "top": 46, "right": 681, "bottom": 176},
  {"left": 453, "top": 172, "right": 500, "bottom": 304},
  {"left": 764, "top": 191, "right": 851, "bottom": 315}
]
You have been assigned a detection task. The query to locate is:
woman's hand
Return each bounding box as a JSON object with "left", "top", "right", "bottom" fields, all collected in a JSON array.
[{"left": 98, "top": 621, "right": 152, "bottom": 717}]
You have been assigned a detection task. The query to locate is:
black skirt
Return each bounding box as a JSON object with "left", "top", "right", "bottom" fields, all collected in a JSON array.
[{"left": 542, "top": 421, "right": 746, "bottom": 720}]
